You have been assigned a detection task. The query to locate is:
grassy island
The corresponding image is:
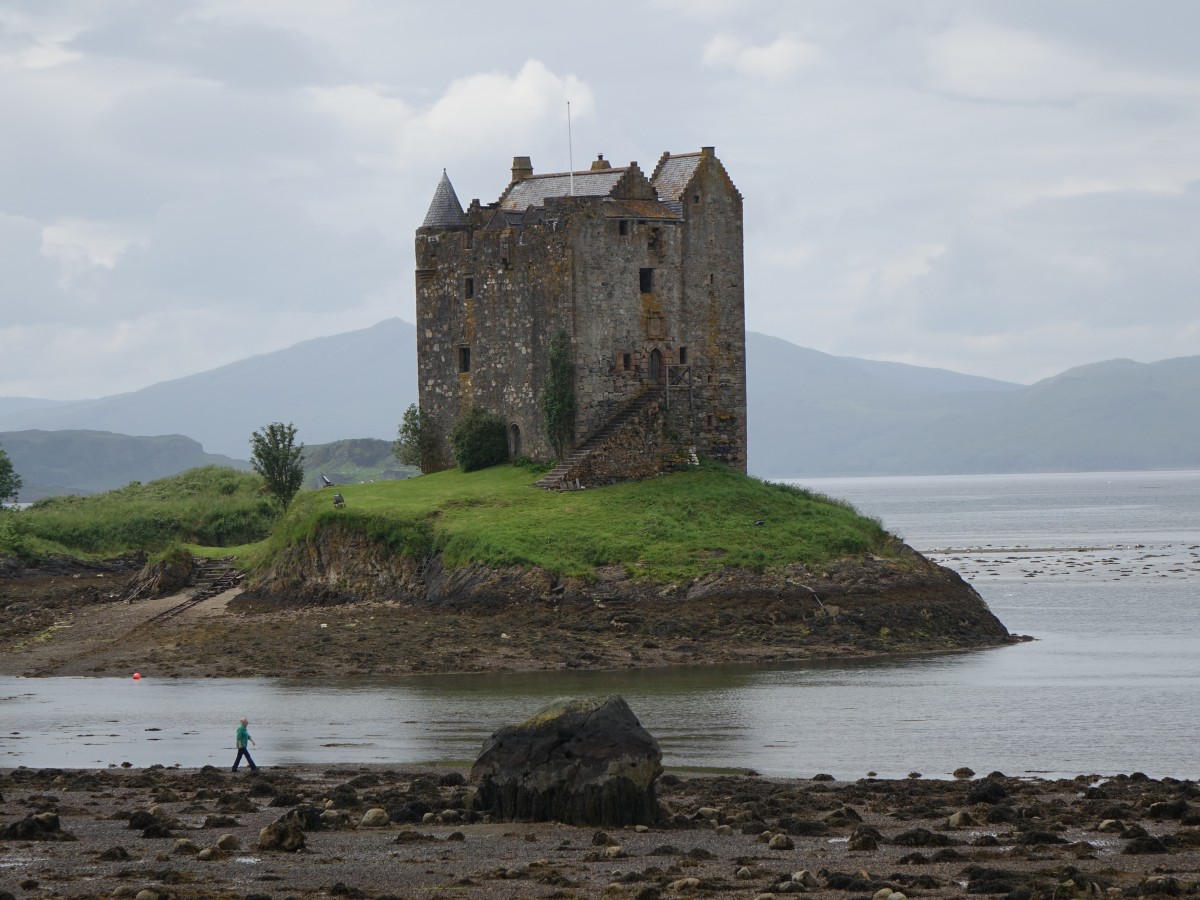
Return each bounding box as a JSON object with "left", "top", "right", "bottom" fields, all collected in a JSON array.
[
  {"left": 1, "top": 463, "right": 892, "bottom": 581},
  {"left": 0, "top": 463, "right": 1015, "bottom": 679},
  {"left": 248, "top": 462, "right": 893, "bottom": 582}
]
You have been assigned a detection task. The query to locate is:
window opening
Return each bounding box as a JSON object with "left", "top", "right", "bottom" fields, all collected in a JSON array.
[
  {"left": 639, "top": 268, "right": 654, "bottom": 293},
  {"left": 622, "top": 353, "right": 632, "bottom": 371},
  {"left": 509, "top": 424, "right": 522, "bottom": 457},
  {"left": 619, "top": 220, "right": 629, "bottom": 236},
  {"left": 458, "top": 346, "right": 471, "bottom": 373},
  {"left": 465, "top": 276, "right": 474, "bottom": 299},
  {"left": 692, "top": 193, "right": 700, "bottom": 205},
  {"left": 679, "top": 346, "right": 688, "bottom": 365}
]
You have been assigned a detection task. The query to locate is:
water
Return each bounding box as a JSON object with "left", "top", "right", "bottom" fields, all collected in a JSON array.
[{"left": 3, "top": 470, "right": 1198, "bottom": 779}]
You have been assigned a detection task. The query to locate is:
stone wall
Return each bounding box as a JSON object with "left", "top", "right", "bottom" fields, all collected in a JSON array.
[{"left": 414, "top": 148, "right": 747, "bottom": 478}]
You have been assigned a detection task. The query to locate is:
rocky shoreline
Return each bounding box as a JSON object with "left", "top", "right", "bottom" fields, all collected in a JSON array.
[
  {"left": 0, "top": 544, "right": 1019, "bottom": 679},
  {"left": 2, "top": 763, "right": 1198, "bottom": 899}
]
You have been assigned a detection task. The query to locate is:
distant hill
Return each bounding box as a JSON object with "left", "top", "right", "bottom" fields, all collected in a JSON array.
[
  {"left": 0, "top": 319, "right": 416, "bottom": 458},
  {"left": 0, "top": 433, "right": 418, "bottom": 501},
  {"left": 748, "top": 346, "right": 1200, "bottom": 476},
  {"left": 0, "top": 430, "right": 248, "bottom": 500},
  {"left": 302, "top": 438, "right": 416, "bottom": 489},
  {"left": 3, "top": 320, "right": 1198, "bottom": 481}
]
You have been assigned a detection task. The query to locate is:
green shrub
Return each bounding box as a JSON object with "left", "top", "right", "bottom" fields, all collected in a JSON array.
[{"left": 449, "top": 406, "right": 509, "bottom": 472}]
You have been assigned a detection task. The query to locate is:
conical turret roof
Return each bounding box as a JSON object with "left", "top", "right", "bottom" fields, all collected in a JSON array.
[{"left": 421, "top": 170, "right": 466, "bottom": 228}]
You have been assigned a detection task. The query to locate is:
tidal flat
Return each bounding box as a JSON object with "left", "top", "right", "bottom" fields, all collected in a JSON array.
[{"left": 3, "top": 763, "right": 1199, "bottom": 899}]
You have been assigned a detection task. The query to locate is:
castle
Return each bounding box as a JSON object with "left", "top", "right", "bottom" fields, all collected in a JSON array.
[{"left": 414, "top": 147, "right": 746, "bottom": 485}]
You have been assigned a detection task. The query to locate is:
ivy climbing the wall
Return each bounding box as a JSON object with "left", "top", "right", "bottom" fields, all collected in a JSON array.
[{"left": 538, "top": 328, "right": 577, "bottom": 462}]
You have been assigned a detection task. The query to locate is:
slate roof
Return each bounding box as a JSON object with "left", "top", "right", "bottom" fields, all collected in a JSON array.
[
  {"left": 421, "top": 170, "right": 466, "bottom": 228},
  {"left": 651, "top": 152, "right": 703, "bottom": 201},
  {"left": 499, "top": 169, "right": 627, "bottom": 211}
]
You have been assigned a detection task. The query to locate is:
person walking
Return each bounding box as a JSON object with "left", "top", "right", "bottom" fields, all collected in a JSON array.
[{"left": 232, "top": 717, "right": 258, "bottom": 772}]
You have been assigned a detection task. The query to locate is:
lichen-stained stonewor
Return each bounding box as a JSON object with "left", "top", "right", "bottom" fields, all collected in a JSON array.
[{"left": 414, "top": 149, "right": 747, "bottom": 484}]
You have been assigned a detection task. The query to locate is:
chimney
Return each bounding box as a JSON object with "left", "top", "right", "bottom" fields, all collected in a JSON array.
[
  {"left": 511, "top": 156, "right": 533, "bottom": 182},
  {"left": 590, "top": 153, "right": 611, "bottom": 171}
]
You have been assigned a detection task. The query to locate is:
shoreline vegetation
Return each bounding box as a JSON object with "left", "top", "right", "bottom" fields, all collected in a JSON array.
[
  {"left": 0, "top": 463, "right": 1017, "bottom": 679},
  {"left": 2, "top": 762, "right": 1198, "bottom": 898}
]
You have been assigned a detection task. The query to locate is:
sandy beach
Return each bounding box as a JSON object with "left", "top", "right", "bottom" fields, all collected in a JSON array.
[{"left": 2, "top": 762, "right": 1198, "bottom": 899}]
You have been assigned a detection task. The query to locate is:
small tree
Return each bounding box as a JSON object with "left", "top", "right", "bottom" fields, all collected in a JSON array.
[
  {"left": 449, "top": 406, "right": 508, "bottom": 472},
  {"left": 538, "top": 327, "right": 577, "bottom": 460},
  {"left": 393, "top": 403, "right": 439, "bottom": 473},
  {"left": 0, "top": 443, "right": 21, "bottom": 505},
  {"left": 249, "top": 422, "right": 305, "bottom": 512}
]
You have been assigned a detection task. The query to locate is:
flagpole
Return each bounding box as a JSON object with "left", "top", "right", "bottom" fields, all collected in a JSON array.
[{"left": 567, "top": 100, "right": 575, "bottom": 196}]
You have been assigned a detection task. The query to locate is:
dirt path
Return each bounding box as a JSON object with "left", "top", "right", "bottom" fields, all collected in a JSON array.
[{"left": 0, "top": 585, "right": 243, "bottom": 677}]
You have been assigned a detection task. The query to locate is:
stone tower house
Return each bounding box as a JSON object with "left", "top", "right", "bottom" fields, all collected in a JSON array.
[{"left": 414, "top": 147, "right": 746, "bottom": 484}]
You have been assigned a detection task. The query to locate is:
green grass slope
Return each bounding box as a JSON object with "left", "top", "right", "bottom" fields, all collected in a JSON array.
[
  {"left": 253, "top": 462, "right": 892, "bottom": 582},
  {"left": 0, "top": 466, "right": 274, "bottom": 559},
  {"left": 2, "top": 462, "right": 892, "bottom": 583}
]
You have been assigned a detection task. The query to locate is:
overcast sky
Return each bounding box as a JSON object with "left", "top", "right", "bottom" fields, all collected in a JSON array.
[{"left": 3, "top": 0, "right": 1199, "bottom": 399}]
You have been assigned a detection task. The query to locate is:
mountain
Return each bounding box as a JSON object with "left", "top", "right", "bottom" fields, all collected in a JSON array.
[
  {"left": 3, "top": 320, "right": 1198, "bottom": 482},
  {"left": 748, "top": 347, "right": 1200, "bottom": 476},
  {"left": 0, "top": 430, "right": 248, "bottom": 500},
  {"left": 0, "top": 319, "right": 416, "bottom": 459}
]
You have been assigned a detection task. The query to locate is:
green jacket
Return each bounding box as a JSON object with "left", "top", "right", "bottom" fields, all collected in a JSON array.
[{"left": 236, "top": 724, "right": 250, "bottom": 748}]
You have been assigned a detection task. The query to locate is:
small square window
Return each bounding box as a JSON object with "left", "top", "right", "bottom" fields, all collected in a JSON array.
[
  {"left": 639, "top": 268, "right": 653, "bottom": 293},
  {"left": 465, "top": 276, "right": 474, "bottom": 299},
  {"left": 623, "top": 353, "right": 632, "bottom": 371},
  {"left": 692, "top": 194, "right": 700, "bottom": 205},
  {"left": 679, "top": 346, "right": 688, "bottom": 365},
  {"left": 619, "top": 220, "right": 629, "bottom": 236},
  {"left": 458, "top": 346, "right": 471, "bottom": 373}
]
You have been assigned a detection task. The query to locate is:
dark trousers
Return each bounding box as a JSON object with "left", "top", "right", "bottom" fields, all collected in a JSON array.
[{"left": 232, "top": 746, "right": 257, "bottom": 771}]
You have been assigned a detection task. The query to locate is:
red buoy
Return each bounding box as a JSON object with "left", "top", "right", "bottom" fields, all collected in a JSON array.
[{"left": 133, "top": 672, "right": 141, "bottom": 680}]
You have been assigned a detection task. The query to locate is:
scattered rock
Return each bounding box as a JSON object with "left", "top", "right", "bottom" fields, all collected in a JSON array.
[
  {"left": 359, "top": 807, "right": 390, "bottom": 828},
  {"left": 1, "top": 811, "right": 76, "bottom": 841},
  {"left": 471, "top": 695, "right": 663, "bottom": 826},
  {"left": 258, "top": 816, "right": 306, "bottom": 852},
  {"left": 215, "top": 833, "right": 239, "bottom": 851}
]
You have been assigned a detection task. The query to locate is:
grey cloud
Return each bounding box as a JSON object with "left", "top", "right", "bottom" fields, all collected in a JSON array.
[
  {"left": 0, "top": 214, "right": 69, "bottom": 322},
  {"left": 67, "top": 3, "right": 335, "bottom": 89},
  {"left": 899, "top": 184, "right": 1200, "bottom": 335},
  {"left": 101, "top": 187, "right": 401, "bottom": 318},
  {"left": 99, "top": 80, "right": 336, "bottom": 169}
]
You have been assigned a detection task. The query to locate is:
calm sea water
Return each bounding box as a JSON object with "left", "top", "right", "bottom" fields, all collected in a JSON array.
[{"left": 2, "top": 470, "right": 1198, "bottom": 779}]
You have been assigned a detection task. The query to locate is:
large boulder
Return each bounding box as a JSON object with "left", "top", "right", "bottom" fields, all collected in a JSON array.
[{"left": 471, "top": 695, "right": 662, "bottom": 826}]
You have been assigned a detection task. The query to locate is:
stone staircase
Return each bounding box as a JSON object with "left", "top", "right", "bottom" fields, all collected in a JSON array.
[
  {"left": 535, "top": 388, "right": 662, "bottom": 490},
  {"left": 189, "top": 557, "right": 244, "bottom": 601}
]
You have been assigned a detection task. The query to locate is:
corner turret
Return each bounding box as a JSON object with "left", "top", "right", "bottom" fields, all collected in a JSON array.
[{"left": 421, "top": 170, "right": 466, "bottom": 230}]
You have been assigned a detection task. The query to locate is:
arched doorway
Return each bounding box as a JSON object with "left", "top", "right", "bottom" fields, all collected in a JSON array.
[
  {"left": 509, "top": 423, "right": 522, "bottom": 457},
  {"left": 649, "top": 348, "right": 663, "bottom": 383}
]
